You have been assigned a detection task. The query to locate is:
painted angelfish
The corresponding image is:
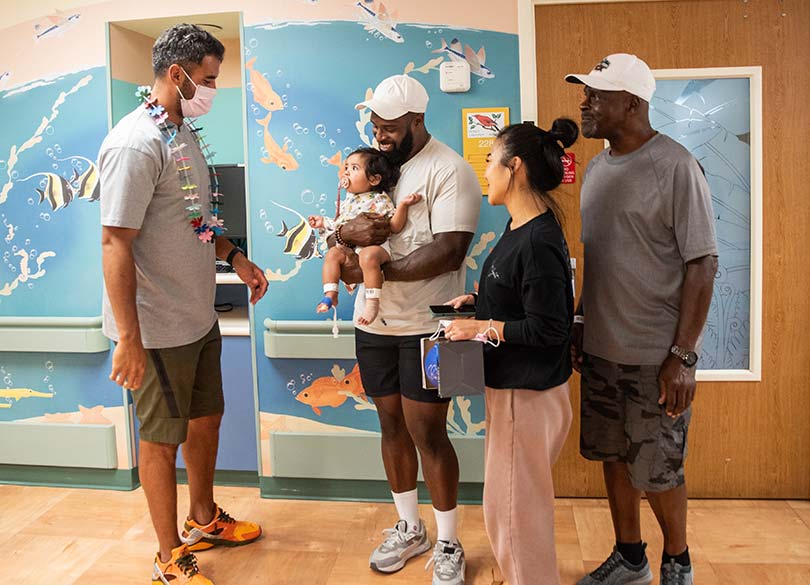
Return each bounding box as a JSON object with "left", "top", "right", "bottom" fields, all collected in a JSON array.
[
  {"left": 355, "top": 1, "right": 404, "bottom": 44},
  {"left": 19, "top": 172, "right": 73, "bottom": 210},
  {"left": 68, "top": 156, "right": 100, "bottom": 202},
  {"left": 270, "top": 200, "right": 322, "bottom": 260},
  {"left": 245, "top": 57, "right": 284, "bottom": 112},
  {"left": 433, "top": 38, "right": 495, "bottom": 79}
]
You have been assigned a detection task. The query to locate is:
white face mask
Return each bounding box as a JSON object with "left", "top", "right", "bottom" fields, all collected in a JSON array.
[{"left": 177, "top": 67, "right": 216, "bottom": 118}]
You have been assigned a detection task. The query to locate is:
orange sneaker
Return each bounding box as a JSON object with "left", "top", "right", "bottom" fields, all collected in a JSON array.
[
  {"left": 151, "top": 543, "right": 212, "bottom": 584},
  {"left": 181, "top": 504, "right": 262, "bottom": 551}
]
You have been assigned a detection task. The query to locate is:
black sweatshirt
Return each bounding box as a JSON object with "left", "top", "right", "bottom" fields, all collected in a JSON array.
[{"left": 476, "top": 211, "right": 573, "bottom": 391}]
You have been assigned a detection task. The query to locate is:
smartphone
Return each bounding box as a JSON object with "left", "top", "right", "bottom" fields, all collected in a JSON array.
[{"left": 429, "top": 304, "right": 476, "bottom": 317}]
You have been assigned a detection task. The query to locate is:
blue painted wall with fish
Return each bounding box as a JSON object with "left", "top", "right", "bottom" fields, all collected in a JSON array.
[
  {"left": 244, "top": 21, "right": 519, "bottom": 439},
  {"left": 0, "top": 9, "right": 521, "bottom": 480},
  {"left": 0, "top": 69, "right": 106, "bottom": 318},
  {"left": 0, "top": 66, "right": 131, "bottom": 467}
]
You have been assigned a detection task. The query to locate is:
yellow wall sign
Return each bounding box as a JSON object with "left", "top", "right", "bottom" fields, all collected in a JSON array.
[{"left": 462, "top": 107, "right": 509, "bottom": 196}]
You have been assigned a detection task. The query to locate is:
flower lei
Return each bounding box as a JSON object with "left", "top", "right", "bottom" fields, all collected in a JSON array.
[{"left": 136, "top": 85, "right": 225, "bottom": 243}]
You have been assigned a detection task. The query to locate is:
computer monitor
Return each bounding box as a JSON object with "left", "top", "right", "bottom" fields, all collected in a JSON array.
[{"left": 213, "top": 164, "right": 247, "bottom": 240}]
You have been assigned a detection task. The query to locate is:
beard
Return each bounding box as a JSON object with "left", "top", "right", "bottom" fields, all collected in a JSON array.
[{"left": 380, "top": 127, "right": 414, "bottom": 167}]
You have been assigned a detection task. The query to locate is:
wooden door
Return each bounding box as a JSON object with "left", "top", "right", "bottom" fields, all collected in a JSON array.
[{"left": 534, "top": 0, "right": 810, "bottom": 498}]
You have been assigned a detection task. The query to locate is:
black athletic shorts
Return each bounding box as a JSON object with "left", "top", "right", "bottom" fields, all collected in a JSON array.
[{"left": 354, "top": 328, "right": 450, "bottom": 404}]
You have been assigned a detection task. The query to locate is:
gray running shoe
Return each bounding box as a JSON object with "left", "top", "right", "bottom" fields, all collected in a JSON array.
[
  {"left": 425, "top": 540, "right": 466, "bottom": 585},
  {"left": 660, "top": 559, "right": 693, "bottom": 585},
  {"left": 576, "top": 546, "right": 653, "bottom": 585},
  {"left": 369, "top": 519, "right": 431, "bottom": 573}
]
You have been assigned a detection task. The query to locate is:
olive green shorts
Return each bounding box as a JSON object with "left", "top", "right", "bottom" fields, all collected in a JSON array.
[{"left": 132, "top": 322, "right": 224, "bottom": 445}]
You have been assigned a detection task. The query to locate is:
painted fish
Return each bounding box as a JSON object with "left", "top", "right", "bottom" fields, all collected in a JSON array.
[
  {"left": 326, "top": 150, "right": 343, "bottom": 178},
  {"left": 295, "top": 364, "right": 365, "bottom": 415},
  {"left": 245, "top": 57, "right": 284, "bottom": 112},
  {"left": 433, "top": 38, "right": 495, "bottom": 79},
  {"left": 19, "top": 172, "right": 73, "bottom": 210},
  {"left": 34, "top": 11, "right": 80, "bottom": 40},
  {"left": 0, "top": 402, "right": 10, "bottom": 409},
  {"left": 0, "top": 388, "right": 54, "bottom": 401},
  {"left": 356, "top": 1, "right": 404, "bottom": 44},
  {"left": 68, "top": 156, "right": 100, "bottom": 201},
  {"left": 270, "top": 200, "right": 322, "bottom": 260},
  {"left": 257, "top": 113, "right": 299, "bottom": 171}
]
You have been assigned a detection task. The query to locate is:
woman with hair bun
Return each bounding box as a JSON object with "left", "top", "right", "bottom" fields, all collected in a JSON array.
[{"left": 444, "top": 118, "right": 579, "bottom": 585}]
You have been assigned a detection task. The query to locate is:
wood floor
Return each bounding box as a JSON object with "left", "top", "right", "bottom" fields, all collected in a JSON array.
[{"left": 2, "top": 484, "right": 809, "bottom": 584}]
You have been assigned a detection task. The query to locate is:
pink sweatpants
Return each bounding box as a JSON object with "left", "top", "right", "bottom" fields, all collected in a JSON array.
[{"left": 483, "top": 383, "right": 573, "bottom": 585}]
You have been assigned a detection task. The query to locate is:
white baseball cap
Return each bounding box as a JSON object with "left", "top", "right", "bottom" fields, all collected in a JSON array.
[
  {"left": 565, "top": 53, "right": 656, "bottom": 102},
  {"left": 355, "top": 74, "right": 429, "bottom": 120}
]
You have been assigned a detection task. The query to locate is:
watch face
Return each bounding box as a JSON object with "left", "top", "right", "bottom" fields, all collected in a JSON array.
[{"left": 685, "top": 351, "right": 698, "bottom": 367}]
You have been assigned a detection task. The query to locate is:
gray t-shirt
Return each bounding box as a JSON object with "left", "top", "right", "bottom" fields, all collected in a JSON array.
[
  {"left": 580, "top": 133, "right": 718, "bottom": 365},
  {"left": 99, "top": 106, "right": 217, "bottom": 349}
]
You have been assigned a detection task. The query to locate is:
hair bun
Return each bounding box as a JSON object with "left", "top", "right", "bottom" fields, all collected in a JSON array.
[{"left": 548, "top": 118, "right": 579, "bottom": 149}]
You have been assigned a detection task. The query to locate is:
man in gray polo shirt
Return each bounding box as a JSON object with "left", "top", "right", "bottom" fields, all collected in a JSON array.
[
  {"left": 100, "top": 24, "right": 267, "bottom": 585},
  {"left": 566, "top": 54, "right": 717, "bottom": 585}
]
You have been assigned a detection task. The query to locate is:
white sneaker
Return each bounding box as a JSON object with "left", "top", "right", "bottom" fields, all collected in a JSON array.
[
  {"left": 369, "top": 519, "right": 431, "bottom": 573},
  {"left": 426, "top": 540, "right": 466, "bottom": 585}
]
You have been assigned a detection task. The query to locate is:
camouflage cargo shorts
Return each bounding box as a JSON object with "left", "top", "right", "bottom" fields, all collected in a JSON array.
[{"left": 579, "top": 353, "right": 691, "bottom": 492}]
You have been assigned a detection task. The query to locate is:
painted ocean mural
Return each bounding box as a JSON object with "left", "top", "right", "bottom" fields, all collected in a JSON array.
[
  {"left": 0, "top": 67, "right": 107, "bottom": 317},
  {"left": 244, "top": 21, "right": 518, "bottom": 434}
]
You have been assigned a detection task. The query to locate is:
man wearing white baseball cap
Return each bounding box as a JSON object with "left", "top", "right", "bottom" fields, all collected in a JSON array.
[
  {"left": 564, "top": 52, "right": 656, "bottom": 102},
  {"left": 336, "top": 74, "right": 481, "bottom": 585},
  {"left": 566, "top": 55, "right": 718, "bottom": 585}
]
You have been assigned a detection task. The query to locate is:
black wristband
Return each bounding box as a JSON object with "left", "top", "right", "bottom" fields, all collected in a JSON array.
[{"left": 226, "top": 247, "right": 245, "bottom": 266}]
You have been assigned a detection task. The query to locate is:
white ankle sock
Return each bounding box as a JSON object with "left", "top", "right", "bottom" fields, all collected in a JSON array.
[
  {"left": 433, "top": 506, "right": 458, "bottom": 544},
  {"left": 391, "top": 488, "right": 419, "bottom": 531}
]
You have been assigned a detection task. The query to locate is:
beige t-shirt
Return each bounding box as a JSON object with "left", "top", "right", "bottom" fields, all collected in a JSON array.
[{"left": 354, "top": 137, "right": 482, "bottom": 336}]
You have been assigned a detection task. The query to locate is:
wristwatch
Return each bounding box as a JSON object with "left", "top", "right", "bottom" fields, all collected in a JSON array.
[
  {"left": 226, "top": 246, "right": 245, "bottom": 266},
  {"left": 670, "top": 344, "right": 698, "bottom": 367}
]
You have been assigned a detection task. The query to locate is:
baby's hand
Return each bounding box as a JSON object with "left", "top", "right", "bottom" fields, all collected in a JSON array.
[
  {"left": 400, "top": 193, "right": 423, "bottom": 206},
  {"left": 308, "top": 215, "right": 324, "bottom": 229}
]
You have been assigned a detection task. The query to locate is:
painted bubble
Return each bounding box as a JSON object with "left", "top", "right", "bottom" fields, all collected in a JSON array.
[{"left": 300, "top": 190, "right": 315, "bottom": 204}]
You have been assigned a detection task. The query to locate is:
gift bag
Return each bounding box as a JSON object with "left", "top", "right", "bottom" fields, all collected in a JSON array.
[{"left": 420, "top": 336, "right": 485, "bottom": 398}]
